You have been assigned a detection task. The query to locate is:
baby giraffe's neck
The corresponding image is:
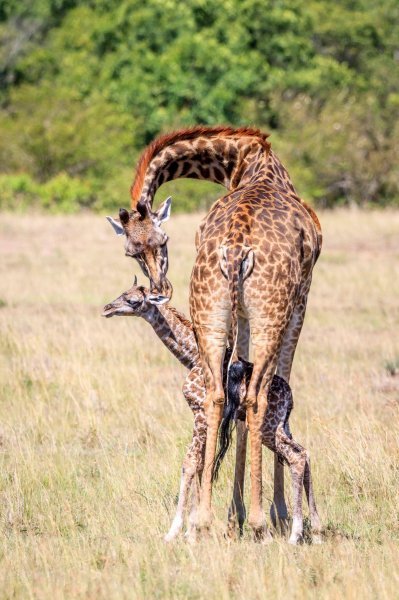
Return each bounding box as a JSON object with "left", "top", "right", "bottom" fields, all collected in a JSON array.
[{"left": 142, "top": 304, "right": 199, "bottom": 370}]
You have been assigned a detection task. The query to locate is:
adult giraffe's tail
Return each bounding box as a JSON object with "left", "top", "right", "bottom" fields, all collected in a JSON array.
[
  {"left": 210, "top": 244, "right": 254, "bottom": 480},
  {"left": 219, "top": 243, "right": 254, "bottom": 364}
]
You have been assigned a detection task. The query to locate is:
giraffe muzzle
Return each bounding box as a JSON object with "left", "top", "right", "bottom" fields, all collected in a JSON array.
[{"left": 149, "top": 275, "right": 173, "bottom": 300}]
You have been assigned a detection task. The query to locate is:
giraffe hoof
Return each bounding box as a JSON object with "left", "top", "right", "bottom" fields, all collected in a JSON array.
[
  {"left": 249, "top": 513, "right": 272, "bottom": 543},
  {"left": 288, "top": 533, "right": 304, "bottom": 545},
  {"left": 195, "top": 509, "right": 213, "bottom": 535},
  {"left": 164, "top": 529, "right": 180, "bottom": 543},
  {"left": 184, "top": 529, "right": 197, "bottom": 544},
  {"left": 255, "top": 527, "right": 273, "bottom": 544},
  {"left": 164, "top": 516, "right": 183, "bottom": 543}
]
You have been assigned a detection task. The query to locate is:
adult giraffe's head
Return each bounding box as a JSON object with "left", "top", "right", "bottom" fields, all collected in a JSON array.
[
  {"left": 107, "top": 196, "right": 172, "bottom": 299},
  {"left": 109, "top": 126, "right": 270, "bottom": 302}
]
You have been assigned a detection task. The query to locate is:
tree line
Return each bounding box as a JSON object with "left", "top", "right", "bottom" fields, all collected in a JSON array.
[{"left": 0, "top": 0, "right": 398, "bottom": 212}]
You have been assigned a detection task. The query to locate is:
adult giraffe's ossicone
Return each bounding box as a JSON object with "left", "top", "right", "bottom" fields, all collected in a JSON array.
[
  {"left": 107, "top": 197, "right": 172, "bottom": 297},
  {"left": 109, "top": 126, "right": 322, "bottom": 539}
]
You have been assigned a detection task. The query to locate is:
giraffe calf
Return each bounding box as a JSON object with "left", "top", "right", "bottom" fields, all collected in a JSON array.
[{"left": 103, "top": 282, "right": 322, "bottom": 545}]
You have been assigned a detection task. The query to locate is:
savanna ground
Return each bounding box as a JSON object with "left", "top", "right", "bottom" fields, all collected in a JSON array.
[{"left": 0, "top": 209, "right": 398, "bottom": 599}]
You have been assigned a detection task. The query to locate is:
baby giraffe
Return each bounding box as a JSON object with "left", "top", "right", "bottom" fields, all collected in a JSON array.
[{"left": 103, "top": 280, "right": 322, "bottom": 545}]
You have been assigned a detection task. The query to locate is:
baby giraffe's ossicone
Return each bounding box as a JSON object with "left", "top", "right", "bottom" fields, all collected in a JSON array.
[{"left": 103, "top": 281, "right": 322, "bottom": 545}]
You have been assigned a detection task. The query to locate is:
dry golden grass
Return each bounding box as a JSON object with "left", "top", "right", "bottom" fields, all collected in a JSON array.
[{"left": 0, "top": 209, "right": 398, "bottom": 599}]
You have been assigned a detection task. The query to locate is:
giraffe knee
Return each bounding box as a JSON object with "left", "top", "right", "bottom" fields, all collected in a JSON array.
[{"left": 208, "top": 389, "right": 225, "bottom": 406}]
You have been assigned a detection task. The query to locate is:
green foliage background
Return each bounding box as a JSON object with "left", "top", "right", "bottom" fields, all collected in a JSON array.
[{"left": 0, "top": 0, "right": 398, "bottom": 212}]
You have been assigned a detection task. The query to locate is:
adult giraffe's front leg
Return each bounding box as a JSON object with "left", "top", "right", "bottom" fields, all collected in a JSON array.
[
  {"left": 245, "top": 299, "right": 292, "bottom": 541},
  {"left": 227, "top": 315, "right": 250, "bottom": 537},
  {"left": 227, "top": 419, "right": 248, "bottom": 538}
]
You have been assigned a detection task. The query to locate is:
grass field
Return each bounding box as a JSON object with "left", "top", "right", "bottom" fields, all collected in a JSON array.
[{"left": 0, "top": 209, "right": 398, "bottom": 599}]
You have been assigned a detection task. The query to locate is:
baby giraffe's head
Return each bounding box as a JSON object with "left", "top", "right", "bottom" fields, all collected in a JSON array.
[{"left": 102, "top": 276, "right": 168, "bottom": 319}]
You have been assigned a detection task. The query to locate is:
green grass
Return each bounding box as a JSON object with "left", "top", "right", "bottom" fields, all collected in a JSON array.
[{"left": 0, "top": 209, "right": 398, "bottom": 599}]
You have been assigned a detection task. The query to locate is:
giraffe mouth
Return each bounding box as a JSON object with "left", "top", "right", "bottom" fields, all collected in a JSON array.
[{"left": 102, "top": 302, "right": 134, "bottom": 318}]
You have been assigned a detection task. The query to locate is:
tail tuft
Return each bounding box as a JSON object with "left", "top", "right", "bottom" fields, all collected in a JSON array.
[{"left": 212, "top": 360, "right": 246, "bottom": 482}]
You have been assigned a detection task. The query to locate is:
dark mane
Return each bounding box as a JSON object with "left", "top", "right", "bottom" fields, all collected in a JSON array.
[
  {"left": 130, "top": 125, "right": 270, "bottom": 206},
  {"left": 165, "top": 305, "right": 194, "bottom": 332}
]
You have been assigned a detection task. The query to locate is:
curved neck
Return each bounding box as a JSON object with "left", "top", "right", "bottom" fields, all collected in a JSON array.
[
  {"left": 142, "top": 305, "right": 199, "bottom": 370},
  {"left": 130, "top": 128, "right": 271, "bottom": 208}
]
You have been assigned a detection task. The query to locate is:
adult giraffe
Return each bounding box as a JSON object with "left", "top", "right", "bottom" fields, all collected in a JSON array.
[{"left": 109, "top": 126, "right": 322, "bottom": 538}]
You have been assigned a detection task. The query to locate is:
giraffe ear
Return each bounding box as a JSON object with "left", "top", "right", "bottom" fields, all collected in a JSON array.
[
  {"left": 154, "top": 196, "right": 172, "bottom": 225},
  {"left": 147, "top": 294, "right": 169, "bottom": 306},
  {"left": 106, "top": 216, "right": 124, "bottom": 236}
]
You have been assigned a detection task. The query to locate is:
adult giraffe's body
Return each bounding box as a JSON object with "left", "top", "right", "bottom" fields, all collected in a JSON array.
[{"left": 115, "top": 126, "right": 322, "bottom": 537}]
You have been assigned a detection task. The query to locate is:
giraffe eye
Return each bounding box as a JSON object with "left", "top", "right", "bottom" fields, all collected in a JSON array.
[{"left": 127, "top": 299, "right": 142, "bottom": 309}]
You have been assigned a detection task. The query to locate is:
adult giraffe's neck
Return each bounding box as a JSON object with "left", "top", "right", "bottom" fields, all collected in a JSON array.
[
  {"left": 142, "top": 304, "right": 199, "bottom": 371},
  {"left": 130, "top": 127, "right": 271, "bottom": 208}
]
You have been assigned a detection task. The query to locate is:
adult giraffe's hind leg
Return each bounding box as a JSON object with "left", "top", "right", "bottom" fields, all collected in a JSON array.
[
  {"left": 195, "top": 328, "right": 227, "bottom": 532},
  {"left": 245, "top": 336, "right": 282, "bottom": 540},
  {"left": 245, "top": 301, "right": 293, "bottom": 541}
]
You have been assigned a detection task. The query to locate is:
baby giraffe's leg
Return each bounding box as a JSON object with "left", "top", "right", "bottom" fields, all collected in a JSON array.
[
  {"left": 304, "top": 456, "right": 323, "bottom": 543},
  {"left": 274, "top": 289, "right": 311, "bottom": 533},
  {"left": 164, "top": 413, "right": 202, "bottom": 542},
  {"left": 227, "top": 419, "right": 248, "bottom": 538},
  {"left": 165, "top": 368, "right": 207, "bottom": 543},
  {"left": 271, "top": 455, "right": 289, "bottom": 535},
  {"left": 275, "top": 423, "right": 307, "bottom": 545},
  {"left": 185, "top": 418, "right": 207, "bottom": 543}
]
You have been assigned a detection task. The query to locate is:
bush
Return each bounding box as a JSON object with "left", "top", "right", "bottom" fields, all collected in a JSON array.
[
  {"left": 0, "top": 172, "right": 94, "bottom": 212},
  {"left": 0, "top": 173, "right": 39, "bottom": 210},
  {"left": 0, "top": 0, "right": 398, "bottom": 211},
  {"left": 41, "top": 173, "right": 94, "bottom": 213}
]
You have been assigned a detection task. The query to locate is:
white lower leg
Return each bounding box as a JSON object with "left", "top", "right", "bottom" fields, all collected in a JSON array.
[
  {"left": 304, "top": 458, "right": 322, "bottom": 543},
  {"left": 289, "top": 514, "right": 304, "bottom": 545},
  {"left": 288, "top": 460, "right": 305, "bottom": 545},
  {"left": 164, "top": 466, "right": 195, "bottom": 542}
]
